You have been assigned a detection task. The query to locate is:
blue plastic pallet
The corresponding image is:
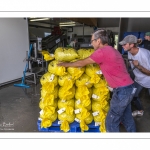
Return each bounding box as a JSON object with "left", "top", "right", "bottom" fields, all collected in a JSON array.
[{"left": 37, "top": 119, "right": 100, "bottom": 132}]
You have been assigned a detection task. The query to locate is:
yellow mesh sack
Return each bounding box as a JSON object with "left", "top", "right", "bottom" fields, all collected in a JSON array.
[
  {"left": 40, "top": 111, "right": 57, "bottom": 128},
  {"left": 67, "top": 66, "right": 85, "bottom": 80},
  {"left": 58, "top": 99, "right": 75, "bottom": 115},
  {"left": 75, "top": 99, "right": 91, "bottom": 111},
  {"left": 40, "top": 106, "right": 56, "bottom": 119},
  {"left": 100, "top": 100, "right": 110, "bottom": 113},
  {"left": 58, "top": 86, "right": 75, "bottom": 101},
  {"left": 39, "top": 95, "right": 55, "bottom": 108},
  {"left": 93, "top": 114, "right": 101, "bottom": 122},
  {"left": 85, "top": 63, "right": 101, "bottom": 76},
  {"left": 53, "top": 86, "right": 59, "bottom": 98},
  {"left": 58, "top": 112, "right": 75, "bottom": 132},
  {"left": 40, "top": 72, "right": 58, "bottom": 86},
  {"left": 92, "top": 100, "right": 101, "bottom": 112},
  {"left": 41, "top": 85, "right": 59, "bottom": 99},
  {"left": 77, "top": 48, "right": 94, "bottom": 59},
  {"left": 58, "top": 73, "right": 75, "bottom": 88},
  {"left": 92, "top": 87, "right": 110, "bottom": 102},
  {"left": 58, "top": 99, "right": 75, "bottom": 109},
  {"left": 94, "top": 76, "right": 108, "bottom": 88},
  {"left": 88, "top": 87, "right": 93, "bottom": 98},
  {"left": 58, "top": 112, "right": 75, "bottom": 123},
  {"left": 85, "top": 64, "right": 102, "bottom": 84},
  {"left": 75, "top": 86, "right": 91, "bottom": 100},
  {"left": 60, "top": 120, "right": 70, "bottom": 132},
  {"left": 39, "top": 97, "right": 58, "bottom": 110},
  {"left": 91, "top": 102, "right": 108, "bottom": 132},
  {"left": 54, "top": 47, "right": 79, "bottom": 61},
  {"left": 76, "top": 108, "right": 93, "bottom": 132},
  {"left": 75, "top": 73, "right": 93, "bottom": 88},
  {"left": 41, "top": 82, "right": 55, "bottom": 92},
  {"left": 48, "top": 60, "right": 67, "bottom": 76},
  {"left": 41, "top": 50, "right": 55, "bottom": 61},
  {"left": 99, "top": 110, "right": 107, "bottom": 132}
]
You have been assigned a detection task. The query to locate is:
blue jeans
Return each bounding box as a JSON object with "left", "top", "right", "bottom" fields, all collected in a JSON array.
[
  {"left": 132, "top": 81, "right": 150, "bottom": 110},
  {"left": 106, "top": 84, "right": 136, "bottom": 132}
]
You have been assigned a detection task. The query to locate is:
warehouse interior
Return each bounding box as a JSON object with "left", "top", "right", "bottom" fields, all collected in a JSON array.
[{"left": 0, "top": 17, "right": 150, "bottom": 132}]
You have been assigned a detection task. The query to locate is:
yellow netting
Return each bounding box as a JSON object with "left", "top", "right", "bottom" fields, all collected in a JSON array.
[
  {"left": 75, "top": 73, "right": 93, "bottom": 88},
  {"left": 40, "top": 86, "right": 59, "bottom": 99},
  {"left": 77, "top": 48, "right": 94, "bottom": 59},
  {"left": 99, "top": 110, "right": 107, "bottom": 132},
  {"left": 39, "top": 97, "right": 58, "bottom": 110},
  {"left": 40, "top": 72, "right": 58, "bottom": 86},
  {"left": 92, "top": 86, "right": 110, "bottom": 102},
  {"left": 40, "top": 111, "right": 57, "bottom": 128},
  {"left": 92, "top": 100, "right": 101, "bottom": 112},
  {"left": 58, "top": 86, "right": 75, "bottom": 101},
  {"left": 76, "top": 108, "right": 93, "bottom": 132},
  {"left": 93, "top": 114, "right": 101, "bottom": 122},
  {"left": 54, "top": 47, "right": 79, "bottom": 61},
  {"left": 41, "top": 50, "right": 55, "bottom": 61},
  {"left": 85, "top": 64, "right": 102, "bottom": 84},
  {"left": 75, "top": 86, "right": 89, "bottom": 98},
  {"left": 92, "top": 100, "right": 109, "bottom": 133},
  {"left": 58, "top": 99, "right": 75, "bottom": 115},
  {"left": 67, "top": 66, "right": 85, "bottom": 80},
  {"left": 58, "top": 73, "right": 75, "bottom": 88},
  {"left": 48, "top": 60, "right": 67, "bottom": 76},
  {"left": 75, "top": 99, "right": 91, "bottom": 111},
  {"left": 94, "top": 76, "right": 108, "bottom": 88},
  {"left": 40, "top": 106, "right": 56, "bottom": 118},
  {"left": 58, "top": 112, "right": 75, "bottom": 132}
]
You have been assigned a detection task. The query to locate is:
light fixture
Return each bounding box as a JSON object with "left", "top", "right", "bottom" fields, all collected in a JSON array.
[
  {"left": 59, "top": 21, "right": 75, "bottom": 25},
  {"left": 59, "top": 22, "right": 76, "bottom": 27},
  {"left": 59, "top": 24, "right": 76, "bottom": 27},
  {"left": 59, "top": 22, "right": 75, "bottom": 25},
  {"left": 30, "top": 18, "right": 50, "bottom": 21}
]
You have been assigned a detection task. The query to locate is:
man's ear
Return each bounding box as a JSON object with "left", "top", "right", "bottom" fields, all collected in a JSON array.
[{"left": 97, "top": 38, "right": 101, "bottom": 44}]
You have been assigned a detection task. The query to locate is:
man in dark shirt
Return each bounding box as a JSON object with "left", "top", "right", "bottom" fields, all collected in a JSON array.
[{"left": 138, "top": 32, "right": 150, "bottom": 50}]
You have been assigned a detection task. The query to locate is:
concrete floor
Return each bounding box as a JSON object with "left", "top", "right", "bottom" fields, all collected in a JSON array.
[
  {"left": 0, "top": 81, "right": 41, "bottom": 132},
  {"left": 0, "top": 79, "right": 150, "bottom": 132}
]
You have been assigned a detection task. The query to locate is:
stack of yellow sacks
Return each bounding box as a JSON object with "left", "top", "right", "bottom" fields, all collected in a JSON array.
[
  {"left": 39, "top": 72, "right": 58, "bottom": 128},
  {"left": 39, "top": 47, "right": 110, "bottom": 132}
]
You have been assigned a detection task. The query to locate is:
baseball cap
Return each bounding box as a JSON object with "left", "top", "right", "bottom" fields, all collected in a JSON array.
[
  {"left": 145, "top": 32, "right": 150, "bottom": 36},
  {"left": 119, "top": 35, "right": 137, "bottom": 45}
]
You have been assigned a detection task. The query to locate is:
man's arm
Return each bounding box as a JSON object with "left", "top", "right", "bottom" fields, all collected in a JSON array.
[
  {"left": 57, "top": 57, "right": 96, "bottom": 67},
  {"left": 132, "top": 60, "right": 150, "bottom": 76}
]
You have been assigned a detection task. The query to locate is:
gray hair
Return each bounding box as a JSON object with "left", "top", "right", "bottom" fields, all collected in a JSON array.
[{"left": 92, "top": 29, "right": 109, "bottom": 44}]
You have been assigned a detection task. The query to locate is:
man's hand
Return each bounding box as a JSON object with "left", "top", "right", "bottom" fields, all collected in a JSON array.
[
  {"left": 57, "top": 62, "right": 68, "bottom": 67},
  {"left": 131, "top": 60, "right": 150, "bottom": 76},
  {"left": 132, "top": 60, "right": 139, "bottom": 67}
]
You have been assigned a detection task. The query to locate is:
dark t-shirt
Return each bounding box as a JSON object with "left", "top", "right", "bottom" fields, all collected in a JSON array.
[{"left": 139, "top": 40, "right": 150, "bottom": 50}]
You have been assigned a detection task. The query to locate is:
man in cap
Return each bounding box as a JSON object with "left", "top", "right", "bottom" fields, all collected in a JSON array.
[
  {"left": 138, "top": 32, "right": 150, "bottom": 50},
  {"left": 58, "top": 29, "right": 136, "bottom": 132},
  {"left": 119, "top": 35, "right": 150, "bottom": 117}
]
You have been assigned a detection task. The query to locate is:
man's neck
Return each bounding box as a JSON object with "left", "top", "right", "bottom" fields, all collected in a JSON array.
[
  {"left": 129, "top": 47, "right": 139, "bottom": 56},
  {"left": 99, "top": 43, "right": 108, "bottom": 48}
]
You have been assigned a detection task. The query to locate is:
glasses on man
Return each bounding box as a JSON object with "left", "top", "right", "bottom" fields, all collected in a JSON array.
[{"left": 90, "top": 39, "right": 97, "bottom": 44}]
